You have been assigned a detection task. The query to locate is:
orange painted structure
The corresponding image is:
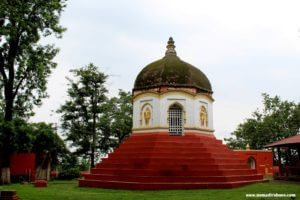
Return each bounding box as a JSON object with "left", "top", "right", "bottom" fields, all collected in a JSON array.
[
  {"left": 79, "top": 132, "right": 266, "bottom": 190},
  {"left": 234, "top": 150, "right": 273, "bottom": 176}
]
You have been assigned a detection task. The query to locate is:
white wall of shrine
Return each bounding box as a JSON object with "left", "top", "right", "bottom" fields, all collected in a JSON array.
[{"left": 132, "top": 91, "right": 214, "bottom": 134}]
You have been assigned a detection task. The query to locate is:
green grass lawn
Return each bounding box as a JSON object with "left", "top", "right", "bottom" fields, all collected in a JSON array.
[{"left": 0, "top": 180, "right": 299, "bottom": 200}]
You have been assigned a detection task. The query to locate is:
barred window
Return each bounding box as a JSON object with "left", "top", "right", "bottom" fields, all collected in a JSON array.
[{"left": 168, "top": 104, "right": 183, "bottom": 135}]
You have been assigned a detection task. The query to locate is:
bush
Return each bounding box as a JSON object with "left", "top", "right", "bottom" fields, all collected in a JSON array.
[
  {"left": 57, "top": 167, "right": 80, "bottom": 180},
  {"left": 56, "top": 153, "right": 90, "bottom": 180}
]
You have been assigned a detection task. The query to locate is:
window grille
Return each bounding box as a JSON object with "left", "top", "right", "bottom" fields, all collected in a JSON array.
[{"left": 168, "top": 104, "right": 183, "bottom": 135}]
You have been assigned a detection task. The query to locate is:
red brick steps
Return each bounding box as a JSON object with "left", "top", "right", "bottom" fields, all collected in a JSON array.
[
  {"left": 89, "top": 168, "right": 257, "bottom": 176},
  {"left": 98, "top": 163, "right": 250, "bottom": 170},
  {"left": 83, "top": 174, "right": 263, "bottom": 182},
  {"left": 100, "top": 158, "right": 245, "bottom": 165},
  {"left": 79, "top": 132, "right": 266, "bottom": 190},
  {"left": 79, "top": 179, "right": 267, "bottom": 190}
]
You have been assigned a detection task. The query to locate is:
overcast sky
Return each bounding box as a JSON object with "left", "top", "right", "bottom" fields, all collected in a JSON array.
[{"left": 31, "top": 0, "right": 300, "bottom": 140}]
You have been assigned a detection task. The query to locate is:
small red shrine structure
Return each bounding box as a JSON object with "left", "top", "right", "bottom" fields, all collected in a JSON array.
[
  {"left": 10, "top": 153, "right": 36, "bottom": 182},
  {"left": 234, "top": 149, "right": 273, "bottom": 176},
  {"left": 0, "top": 153, "right": 35, "bottom": 183}
]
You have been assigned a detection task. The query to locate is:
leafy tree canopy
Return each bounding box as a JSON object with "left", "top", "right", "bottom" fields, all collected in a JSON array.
[
  {"left": 58, "top": 64, "right": 134, "bottom": 168},
  {"left": 58, "top": 63, "right": 109, "bottom": 168},
  {"left": 0, "top": 118, "right": 66, "bottom": 165},
  {"left": 98, "top": 90, "right": 132, "bottom": 151},
  {"left": 31, "top": 122, "right": 67, "bottom": 166},
  {"left": 0, "top": 0, "right": 66, "bottom": 183},
  {"left": 0, "top": 0, "right": 66, "bottom": 120},
  {"left": 225, "top": 93, "right": 300, "bottom": 150},
  {"left": 110, "top": 90, "right": 132, "bottom": 143}
]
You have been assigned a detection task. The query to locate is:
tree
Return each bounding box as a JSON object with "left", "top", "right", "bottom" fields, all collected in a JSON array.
[
  {"left": 57, "top": 152, "right": 89, "bottom": 180},
  {"left": 58, "top": 63, "right": 109, "bottom": 168},
  {"left": 0, "top": 0, "right": 66, "bottom": 183},
  {"left": 0, "top": 118, "right": 66, "bottom": 181},
  {"left": 225, "top": 93, "right": 300, "bottom": 150},
  {"left": 97, "top": 90, "right": 132, "bottom": 152},
  {"left": 28, "top": 122, "right": 66, "bottom": 180},
  {"left": 110, "top": 90, "right": 132, "bottom": 143}
]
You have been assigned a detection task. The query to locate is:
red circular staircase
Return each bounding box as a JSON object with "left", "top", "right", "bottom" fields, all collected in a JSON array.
[{"left": 79, "top": 133, "right": 266, "bottom": 190}]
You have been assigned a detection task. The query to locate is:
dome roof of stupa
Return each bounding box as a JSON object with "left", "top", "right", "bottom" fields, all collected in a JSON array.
[{"left": 134, "top": 37, "right": 212, "bottom": 93}]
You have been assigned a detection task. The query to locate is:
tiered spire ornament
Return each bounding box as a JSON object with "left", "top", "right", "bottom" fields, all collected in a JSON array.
[
  {"left": 165, "top": 37, "right": 177, "bottom": 56},
  {"left": 246, "top": 144, "right": 250, "bottom": 150}
]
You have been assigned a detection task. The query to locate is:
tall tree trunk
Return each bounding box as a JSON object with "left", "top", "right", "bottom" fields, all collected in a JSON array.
[
  {"left": 4, "top": 82, "right": 14, "bottom": 121},
  {"left": 91, "top": 99, "right": 97, "bottom": 169},
  {"left": 1, "top": 130, "right": 11, "bottom": 184},
  {"left": 1, "top": 83, "right": 14, "bottom": 184},
  {"left": 1, "top": 139, "right": 12, "bottom": 184},
  {"left": 91, "top": 146, "right": 95, "bottom": 169},
  {"left": 1, "top": 149, "right": 11, "bottom": 184},
  {"left": 91, "top": 116, "right": 96, "bottom": 168},
  {"left": 1, "top": 34, "right": 17, "bottom": 184},
  {"left": 46, "top": 159, "right": 51, "bottom": 181},
  {"left": 1, "top": 168, "right": 11, "bottom": 184}
]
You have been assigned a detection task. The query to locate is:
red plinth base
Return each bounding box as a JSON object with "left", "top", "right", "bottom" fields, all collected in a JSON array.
[
  {"left": 79, "top": 132, "right": 267, "bottom": 190},
  {"left": 0, "top": 190, "right": 21, "bottom": 200},
  {"left": 34, "top": 180, "right": 47, "bottom": 187}
]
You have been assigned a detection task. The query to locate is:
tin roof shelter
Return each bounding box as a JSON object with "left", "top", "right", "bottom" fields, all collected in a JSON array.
[{"left": 265, "top": 134, "right": 300, "bottom": 181}]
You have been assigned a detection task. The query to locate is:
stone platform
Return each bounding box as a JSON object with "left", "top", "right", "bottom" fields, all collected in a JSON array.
[
  {"left": 79, "top": 133, "right": 266, "bottom": 190},
  {"left": 0, "top": 190, "right": 21, "bottom": 200}
]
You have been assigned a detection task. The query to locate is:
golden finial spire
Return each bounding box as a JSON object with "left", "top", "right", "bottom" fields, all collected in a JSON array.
[
  {"left": 165, "top": 37, "right": 177, "bottom": 56},
  {"left": 246, "top": 144, "right": 250, "bottom": 150}
]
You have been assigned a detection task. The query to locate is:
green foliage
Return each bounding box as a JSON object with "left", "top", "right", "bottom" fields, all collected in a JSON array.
[
  {"left": 0, "top": 1, "right": 66, "bottom": 176},
  {"left": 58, "top": 63, "right": 109, "bottom": 168},
  {"left": 57, "top": 153, "right": 89, "bottom": 180},
  {"left": 97, "top": 90, "right": 132, "bottom": 151},
  {"left": 225, "top": 93, "right": 300, "bottom": 150},
  {"left": 10, "top": 118, "right": 35, "bottom": 153},
  {"left": 57, "top": 168, "right": 79, "bottom": 180},
  {"left": 0, "top": 0, "right": 67, "bottom": 120},
  {"left": 31, "top": 122, "right": 67, "bottom": 166},
  {"left": 0, "top": 118, "right": 66, "bottom": 166},
  {"left": 110, "top": 90, "right": 133, "bottom": 143},
  {"left": 58, "top": 64, "right": 134, "bottom": 168},
  {"left": 0, "top": 118, "right": 34, "bottom": 153}
]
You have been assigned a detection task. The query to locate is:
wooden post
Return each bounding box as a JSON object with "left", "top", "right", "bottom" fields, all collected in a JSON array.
[
  {"left": 287, "top": 147, "right": 292, "bottom": 165},
  {"left": 287, "top": 146, "right": 292, "bottom": 176},
  {"left": 277, "top": 146, "right": 282, "bottom": 176}
]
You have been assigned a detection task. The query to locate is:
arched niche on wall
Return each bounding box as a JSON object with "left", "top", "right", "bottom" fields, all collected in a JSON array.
[
  {"left": 140, "top": 103, "right": 153, "bottom": 127},
  {"left": 200, "top": 105, "right": 208, "bottom": 128},
  {"left": 247, "top": 156, "right": 256, "bottom": 170}
]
